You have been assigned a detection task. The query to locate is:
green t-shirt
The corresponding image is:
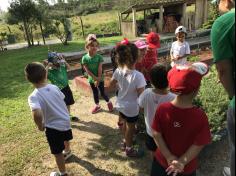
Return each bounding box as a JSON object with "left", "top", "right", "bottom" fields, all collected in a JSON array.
[
  {"left": 81, "top": 53, "right": 104, "bottom": 84},
  {"left": 211, "top": 9, "right": 235, "bottom": 108},
  {"left": 48, "top": 64, "right": 69, "bottom": 90}
]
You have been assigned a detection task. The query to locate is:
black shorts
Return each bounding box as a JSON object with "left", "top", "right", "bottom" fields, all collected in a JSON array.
[
  {"left": 61, "top": 85, "right": 75, "bottom": 106},
  {"left": 119, "top": 112, "right": 139, "bottom": 123},
  {"left": 151, "top": 158, "right": 196, "bottom": 176},
  {"left": 45, "top": 128, "right": 73, "bottom": 155},
  {"left": 146, "top": 134, "right": 157, "bottom": 152}
]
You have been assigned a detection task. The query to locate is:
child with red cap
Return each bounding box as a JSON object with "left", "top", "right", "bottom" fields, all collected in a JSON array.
[
  {"left": 151, "top": 62, "right": 212, "bottom": 176},
  {"left": 136, "top": 32, "right": 160, "bottom": 87}
]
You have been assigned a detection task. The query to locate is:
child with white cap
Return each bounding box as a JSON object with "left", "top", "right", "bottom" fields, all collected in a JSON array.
[{"left": 170, "top": 26, "right": 191, "bottom": 67}]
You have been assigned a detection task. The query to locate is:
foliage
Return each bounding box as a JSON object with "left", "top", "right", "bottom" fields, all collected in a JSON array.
[
  {"left": 202, "top": 4, "right": 220, "bottom": 29},
  {"left": 194, "top": 65, "right": 228, "bottom": 135}
]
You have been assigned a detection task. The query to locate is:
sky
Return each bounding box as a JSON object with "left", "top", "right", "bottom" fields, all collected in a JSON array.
[{"left": 0, "top": 0, "right": 11, "bottom": 11}]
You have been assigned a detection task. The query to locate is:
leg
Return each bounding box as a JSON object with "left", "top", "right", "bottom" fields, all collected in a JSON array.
[
  {"left": 54, "top": 153, "right": 66, "bottom": 174},
  {"left": 227, "top": 107, "right": 235, "bottom": 176},
  {"left": 64, "top": 141, "right": 71, "bottom": 153},
  {"left": 98, "top": 82, "right": 109, "bottom": 102},
  {"left": 90, "top": 83, "right": 99, "bottom": 104},
  {"left": 125, "top": 122, "right": 136, "bottom": 147},
  {"left": 150, "top": 158, "right": 167, "bottom": 176},
  {"left": 67, "top": 106, "right": 70, "bottom": 114}
]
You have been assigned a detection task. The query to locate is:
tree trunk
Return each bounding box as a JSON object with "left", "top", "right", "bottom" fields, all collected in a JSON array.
[
  {"left": 23, "top": 20, "right": 32, "bottom": 47},
  {"left": 39, "top": 21, "right": 46, "bottom": 45},
  {"left": 30, "top": 26, "right": 34, "bottom": 46}
]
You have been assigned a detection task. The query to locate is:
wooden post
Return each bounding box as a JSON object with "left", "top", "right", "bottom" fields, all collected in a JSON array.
[
  {"left": 195, "top": 0, "right": 204, "bottom": 29},
  {"left": 132, "top": 8, "right": 137, "bottom": 38},
  {"left": 118, "top": 12, "right": 122, "bottom": 35},
  {"left": 159, "top": 5, "right": 164, "bottom": 33},
  {"left": 204, "top": 0, "right": 208, "bottom": 23},
  {"left": 181, "top": 3, "right": 187, "bottom": 27}
]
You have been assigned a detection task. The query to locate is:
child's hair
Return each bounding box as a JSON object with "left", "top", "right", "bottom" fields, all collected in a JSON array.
[
  {"left": 85, "top": 34, "right": 99, "bottom": 49},
  {"left": 150, "top": 63, "right": 171, "bottom": 89},
  {"left": 25, "top": 62, "right": 46, "bottom": 84},
  {"left": 116, "top": 43, "right": 139, "bottom": 68},
  {"left": 110, "top": 47, "right": 117, "bottom": 70}
]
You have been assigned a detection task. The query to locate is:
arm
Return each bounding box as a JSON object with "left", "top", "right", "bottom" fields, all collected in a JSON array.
[
  {"left": 108, "top": 78, "right": 118, "bottom": 89},
  {"left": 153, "top": 130, "right": 177, "bottom": 165},
  {"left": 216, "top": 59, "right": 235, "bottom": 98},
  {"left": 32, "top": 109, "right": 45, "bottom": 131},
  {"left": 83, "top": 65, "right": 99, "bottom": 81},
  {"left": 137, "top": 87, "right": 145, "bottom": 97}
]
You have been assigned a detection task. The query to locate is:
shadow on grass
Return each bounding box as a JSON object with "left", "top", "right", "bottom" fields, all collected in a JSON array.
[
  {"left": 66, "top": 155, "right": 123, "bottom": 176},
  {"left": 72, "top": 120, "right": 151, "bottom": 176}
]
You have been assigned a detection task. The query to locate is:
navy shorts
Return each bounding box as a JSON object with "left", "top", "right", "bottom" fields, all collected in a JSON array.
[
  {"left": 61, "top": 85, "right": 75, "bottom": 106},
  {"left": 45, "top": 128, "right": 73, "bottom": 155},
  {"left": 119, "top": 112, "right": 139, "bottom": 123},
  {"left": 146, "top": 134, "right": 157, "bottom": 152}
]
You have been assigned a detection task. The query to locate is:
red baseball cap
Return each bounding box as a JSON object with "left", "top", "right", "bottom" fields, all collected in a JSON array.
[
  {"left": 168, "top": 62, "right": 209, "bottom": 94},
  {"left": 146, "top": 32, "right": 160, "bottom": 49}
]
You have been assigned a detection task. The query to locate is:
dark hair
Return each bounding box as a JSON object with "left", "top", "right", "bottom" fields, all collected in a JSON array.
[
  {"left": 110, "top": 47, "right": 117, "bottom": 71},
  {"left": 25, "top": 62, "right": 46, "bottom": 84},
  {"left": 150, "top": 64, "right": 171, "bottom": 89},
  {"left": 116, "top": 43, "right": 139, "bottom": 68}
]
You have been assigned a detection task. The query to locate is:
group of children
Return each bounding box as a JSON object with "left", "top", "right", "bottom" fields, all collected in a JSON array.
[{"left": 25, "top": 26, "right": 212, "bottom": 176}]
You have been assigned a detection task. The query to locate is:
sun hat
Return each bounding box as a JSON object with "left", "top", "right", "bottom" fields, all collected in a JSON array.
[
  {"left": 175, "top": 26, "right": 187, "bottom": 35},
  {"left": 146, "top": 32, "right": 160, "bottom": 49},
  {"left": 134, "top": 40, "right": 148, "bottom": 49},
  {"left": 168, "top": 62, "right": 209, "bottom": 94}
]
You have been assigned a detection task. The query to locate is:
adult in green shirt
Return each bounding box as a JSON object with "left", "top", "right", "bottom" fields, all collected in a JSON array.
[{"left": 211, "top": 0, "right": 235, "bottom": 175}]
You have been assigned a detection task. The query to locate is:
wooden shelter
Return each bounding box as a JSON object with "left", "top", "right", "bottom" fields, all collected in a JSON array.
[{"left": 119, "top": 0, "right": 209, "bottom": 38}]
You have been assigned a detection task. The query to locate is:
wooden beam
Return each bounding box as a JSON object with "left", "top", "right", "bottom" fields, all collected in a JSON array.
[
  {"left": 132, "top": 8, "right": 137, "bottom": 38},
  {"left": 181, "top": 3, "right": 187, "bottom": 27},
  {"left": 159, "top": 5, "right": 164, "bottom": 33}
]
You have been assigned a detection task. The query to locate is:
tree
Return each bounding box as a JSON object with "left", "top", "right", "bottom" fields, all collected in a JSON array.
[{"left": 8, "top": 0, "right": 38, "bottom": 47}]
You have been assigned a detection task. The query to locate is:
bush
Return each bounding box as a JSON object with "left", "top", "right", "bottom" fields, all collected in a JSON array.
[{"left": 194, "top": 65, "right": 228, "bottom": 136}]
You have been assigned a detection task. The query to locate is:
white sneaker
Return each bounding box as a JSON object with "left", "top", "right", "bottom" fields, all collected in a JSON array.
[
  {"left": 63, "top": 150, "right": 73, "bottom": 160},
  {"left": 223, "top": 167, "right": 231, "bottom": 176},
  {"left": 50, "top": 172, "right": 60, "bottom": 176}
]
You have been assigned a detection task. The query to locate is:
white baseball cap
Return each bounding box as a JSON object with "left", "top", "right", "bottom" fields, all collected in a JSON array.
[{"left": 175, "top": 26, "right": 187, "bottom": 35}]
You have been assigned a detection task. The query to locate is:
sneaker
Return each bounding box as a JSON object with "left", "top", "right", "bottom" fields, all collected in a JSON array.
[
  {"left": 125, "top": 147, "right": 144, "bottom": 158},
  {"left": 107, "top": 102, "right": 113, "bottom": 112},
  {"left": 91, "top": 105, "right": 101, "bottom": 114},
  {"left": 50, "top": 172, "right": 68, "bottom": 176},
  {"left": 223, "top": 167, "right": 231, "bottom": 176},
  {"left": 70, "top": 115, "right": 79, "bottom": 122},
  {"left": 63, "top": 150, "right": 73, "bottom": 161}
]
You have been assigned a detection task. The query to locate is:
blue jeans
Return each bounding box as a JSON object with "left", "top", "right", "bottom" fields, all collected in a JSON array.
[{"left": 227, "top": 107, "right": 235, "bottom": 176}]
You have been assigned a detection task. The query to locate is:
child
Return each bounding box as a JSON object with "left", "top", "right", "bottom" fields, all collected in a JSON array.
[
  {"left": 140, "top": 32, "right": 161, "bottom": 86},
  {"left": 110, "top": 43, "right": 146, "bottom": 157},
  {"left": 82, "top": 34, "right": 113, "bottom": 114},
  {"left": 135, "top": 40, "right": 148, "bottom": 73},
  {"left": 151, "top": 63, "right": 211, "bottom": 176},
  {"left": 170, "top": 26, "right": 190, "bottom": 67},
  {"left": 45, "top": 52, "right": 77, "bottom": 121},
  {"left": 139, "top": 64, "right": 176, "bottom": 155},
  {"left": 25, "top": 62, "right": 73, "bottom": 176}
]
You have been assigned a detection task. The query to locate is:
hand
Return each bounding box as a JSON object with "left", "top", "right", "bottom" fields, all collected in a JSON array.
[
  {"left": 167, "top": 155, "right": 178, "bottom": 166},
  {"left": 94, "top": 80, "right": 99, "bottom": 87},
  {"left": 166, "top": 160, "right": 185, "bottom": 176}
]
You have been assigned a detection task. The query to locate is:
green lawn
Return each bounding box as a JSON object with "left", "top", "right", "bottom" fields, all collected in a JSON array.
[{"left": 0, "top": 36, "right": 122, "bottom": 176}]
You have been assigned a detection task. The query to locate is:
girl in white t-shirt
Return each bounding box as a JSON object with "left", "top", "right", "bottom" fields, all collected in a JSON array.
[
  {"left": 170, "top": 26, "right": 191, "bottom": 67},
  {"left": 110, "top": 43, "right": 146, "bottom": 157}
]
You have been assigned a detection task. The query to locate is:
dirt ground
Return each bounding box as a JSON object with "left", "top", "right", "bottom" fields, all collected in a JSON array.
[{"left": 36, "top": 85, "right": 230, "bottom": 176}]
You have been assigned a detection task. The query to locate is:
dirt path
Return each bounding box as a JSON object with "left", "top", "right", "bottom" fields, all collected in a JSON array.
[{"left": 42, "top": 85, "right": 230, "bottom": 176}]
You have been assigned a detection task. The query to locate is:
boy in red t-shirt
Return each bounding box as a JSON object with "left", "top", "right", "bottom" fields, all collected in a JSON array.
[{"left": 151, "top": 63, "right": 212, "bottom": 176}]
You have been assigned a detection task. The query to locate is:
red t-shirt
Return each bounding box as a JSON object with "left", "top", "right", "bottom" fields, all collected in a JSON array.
[
  {"left": 135, "top": 49, "right": 158, "bottom": 81},
  {"left": 152, "top": 102, "right": 211, "bottom": 174}
]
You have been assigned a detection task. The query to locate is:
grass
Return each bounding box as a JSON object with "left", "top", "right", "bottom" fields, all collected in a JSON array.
[{"left": 0, "top": 36, "right": 122, "bottom": 176}]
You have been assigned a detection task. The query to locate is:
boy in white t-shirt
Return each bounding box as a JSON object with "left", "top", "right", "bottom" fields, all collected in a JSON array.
[
  {"left": 25, "top": 62, "right": 73, "bottom": 176},
  {"left": 139, "top": 64, "right": 176, "bottom": 155},
  {"left": 170, "top": 26, "right": 191, "bottom": 67}
]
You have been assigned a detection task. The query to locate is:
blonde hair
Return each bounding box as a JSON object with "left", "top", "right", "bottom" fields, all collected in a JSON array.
[{"left": 85, "top": 34, "right": 99, "bottom": 49}]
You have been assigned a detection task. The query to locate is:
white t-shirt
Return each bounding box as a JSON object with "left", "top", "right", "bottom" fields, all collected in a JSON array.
[
  {"left": 28, "top": 84, "right": 71, "bottom": 131},
  {"left": 139, "top": 88, "right": 176, "bottom": 137},
  {"left": 170, "top": 41, "right": 190, "bottom": 67},
  {"left": 112, "top": 68, "right": 146, "bottom": 117}
]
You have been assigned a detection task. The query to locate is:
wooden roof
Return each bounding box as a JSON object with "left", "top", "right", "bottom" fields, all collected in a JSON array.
[{"left": 121, "top": 0, "right": 193, "bottom": 14}]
